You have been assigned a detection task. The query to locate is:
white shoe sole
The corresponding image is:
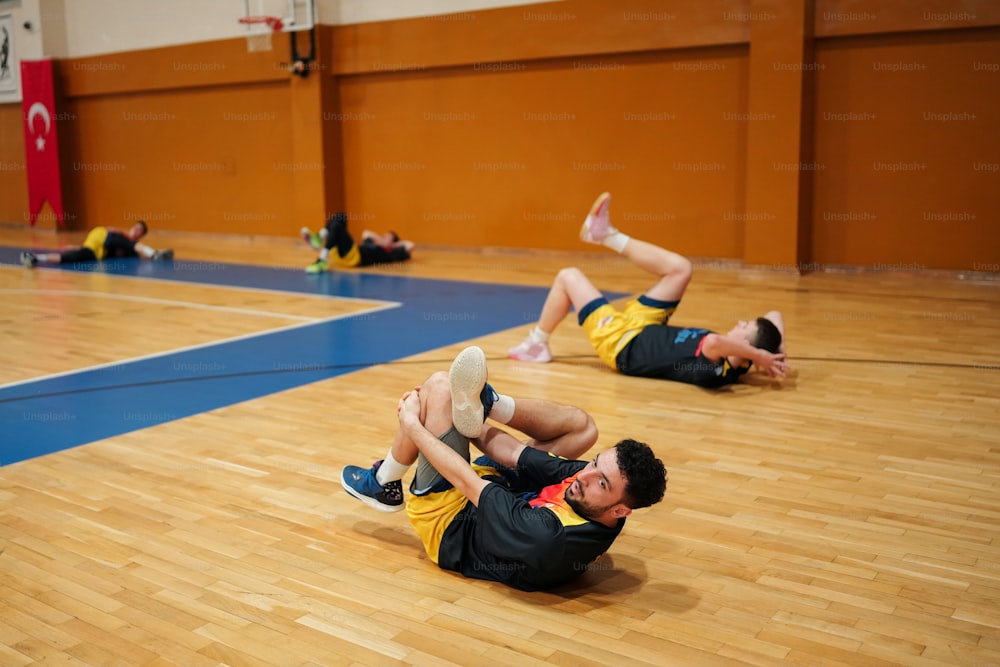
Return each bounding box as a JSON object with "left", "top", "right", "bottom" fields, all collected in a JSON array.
[
  {"left": 579, "top": 192, "right": 611, "bottom": 243},
  {"left": 450, "top": 346, "right": 488, "bottom": 438}
]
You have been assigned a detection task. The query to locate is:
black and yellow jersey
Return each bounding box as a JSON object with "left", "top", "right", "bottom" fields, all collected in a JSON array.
[
  {"left": 435, "top": 448, "right": 623, "bottom": 592},
  {"left": 617, "top": 325, "right": 752, "bottom": 388}
]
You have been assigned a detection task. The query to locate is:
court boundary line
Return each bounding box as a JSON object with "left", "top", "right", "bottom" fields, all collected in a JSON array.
[
  {"left": 2, "top": 264, "right": 392, "bottom": 304},
  {"left": 0, "top": 300, "right": 402, "bottom": 392},
  {"left": 1, "top": 288, "right": 330, "bottom": 322}
]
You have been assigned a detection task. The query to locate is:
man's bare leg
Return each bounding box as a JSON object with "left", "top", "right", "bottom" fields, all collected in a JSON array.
[
  {"left": 509, "top": 192, "right": 694, "bottom": 362},
  {"left": 340, "top": 368, "right": 454, "bottom": 512},
  {"left": 580, "top": 192, "right": 693, "bottom": 302},
  {"left": 479, "top": 397, "right": 597, "bottom": 461}
]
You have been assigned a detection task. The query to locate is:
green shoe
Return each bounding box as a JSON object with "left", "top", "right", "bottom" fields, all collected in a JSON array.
[
  {"left": 305, "top": 259, "right": 329, "bottom": 273},
  {"left": 300, "top": 227, "right": 322, "bottom": 250}
]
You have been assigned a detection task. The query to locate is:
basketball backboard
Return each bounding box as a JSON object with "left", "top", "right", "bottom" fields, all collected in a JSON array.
[{"left": 241, "top": 0, "right": 315, "bottom": 33}]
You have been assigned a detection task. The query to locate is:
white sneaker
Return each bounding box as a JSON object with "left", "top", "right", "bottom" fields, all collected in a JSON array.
[
  {"left": 507, "top": 339, "right": 552, "bottom": 363},
  {"left": 450, "top": 346, "right": 489, "bottom": 438},
  {"left": 579, "top": 192, "right": 616, "bottom": 244}
]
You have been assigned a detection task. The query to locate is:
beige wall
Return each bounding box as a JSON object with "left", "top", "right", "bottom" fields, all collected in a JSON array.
[
  {"left": 325, "top": 0, "right": 561, "bottom": 25},
  {"left": 17, "top": 0, "right": 560, "bottom": 59}
]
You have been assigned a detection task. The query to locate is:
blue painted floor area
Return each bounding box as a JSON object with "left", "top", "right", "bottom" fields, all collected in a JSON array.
[{"left": 2, "top": 251, "right": 585, "bottom": 465}]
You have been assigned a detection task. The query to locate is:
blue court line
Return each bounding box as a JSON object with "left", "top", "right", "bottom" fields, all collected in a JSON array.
[{"left": 2, "top": 250, "right": 617, "bottom": 466}]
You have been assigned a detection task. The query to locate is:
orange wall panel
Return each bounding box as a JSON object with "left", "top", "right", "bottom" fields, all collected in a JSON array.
[
  {"left": 61, "top": 37, "right": 288, "bottom": 97},
  {"left": 743, "top": 0, "right": 815, "bottom": 268},
  {"left": 62, "top": 82, "right": 297, "bottom": 235},
  {"left": 816, "top": 0, "right": 1000, "bottom": 37},
  {"left": 812, "top": 29, "right": 1000, "bottom": 270},
  {"left": 338, "top": 48, "right": 750, "bottom": 257},
  {"left": 331, "top": 0, "right": 751, "bottom": 75},
  {"left": 0, "top": 104, "right": 29, "bottom": 226}
]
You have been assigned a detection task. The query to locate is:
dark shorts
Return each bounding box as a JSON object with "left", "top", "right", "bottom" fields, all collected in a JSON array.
[
  {"left": 411, "top": 426, "right": 471, "bottom": 496},
  {"left": 60, "top": 248, "right": 98, "bottom": 264}
]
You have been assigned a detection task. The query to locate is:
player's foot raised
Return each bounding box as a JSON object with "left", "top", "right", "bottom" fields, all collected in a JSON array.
[
  {"left": 579, "top": 192, "right": 616, "bottom": 244},
  {"left": 450, "top": 346, "right": 489, "bottom": 438}
]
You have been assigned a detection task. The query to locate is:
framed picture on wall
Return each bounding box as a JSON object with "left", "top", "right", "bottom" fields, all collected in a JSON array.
[{"left": 0, "top": 12, "right": 19, "bottom": 99}]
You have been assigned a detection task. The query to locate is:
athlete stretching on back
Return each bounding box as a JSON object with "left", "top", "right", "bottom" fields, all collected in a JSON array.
[
  {"left": 508, "top": 193, "right": 788, "bottom": 388},
  {"left": 21, "top": 221, "right": 172, "bottom": 267},
  {"left": 300, "top": 212, "right": 413, "bottom": 273}
]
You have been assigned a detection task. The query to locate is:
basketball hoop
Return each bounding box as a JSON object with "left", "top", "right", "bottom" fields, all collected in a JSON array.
[
  {"left": 239, "top": 15, "right": 285, "bottom": 31},
  {"left": 239, "top": 15, "right": 283, "bottom": 52}
]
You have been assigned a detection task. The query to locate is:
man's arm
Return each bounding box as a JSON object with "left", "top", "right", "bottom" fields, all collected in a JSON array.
[
  {"left": 361, "top": 230, "right": 395, "bottom": 246},
  {"left": 701, "top": 333, "right": 788, "bottom": 378},
  {"left": 398, "top": 390, "right": 490, "bottom": 506},
  {"left": 475, "top": 427, "right": 528, "bottom": 471}
]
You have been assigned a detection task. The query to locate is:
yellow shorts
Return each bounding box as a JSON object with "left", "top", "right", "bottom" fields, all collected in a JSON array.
[
  {"left": 580, "top": 297, "right": 678, "bottom": 369},
  {"left": 82, "top": 227, "right": 109, "bottom": 260},
  {"left": 329, "top": 243, "right": 361, "bottom": 268},
  {"left": 406, "top": 463, "right": 499, "bottom": 564}
]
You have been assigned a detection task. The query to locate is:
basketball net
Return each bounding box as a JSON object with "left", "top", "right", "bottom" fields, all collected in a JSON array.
[{"left": 239, "top": 16, "right": 283, "bottom": 52}]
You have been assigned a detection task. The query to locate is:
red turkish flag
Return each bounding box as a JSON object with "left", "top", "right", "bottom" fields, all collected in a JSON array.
[{"left": 20, "top": 58, "right": 65, "bottom": 226}]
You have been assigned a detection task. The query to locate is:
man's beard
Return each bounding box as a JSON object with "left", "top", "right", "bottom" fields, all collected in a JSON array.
[{"left": 565, "top": 489, "right": 611, "bottom": 520}]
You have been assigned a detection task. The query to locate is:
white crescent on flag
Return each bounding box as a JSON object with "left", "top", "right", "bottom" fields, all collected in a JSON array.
[{"left": 27, "top": 101, "right": 51, "bottom": 150}]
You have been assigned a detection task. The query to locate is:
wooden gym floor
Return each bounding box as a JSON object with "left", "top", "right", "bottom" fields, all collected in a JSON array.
[{"left": 1, "top": 224, "right": 999, "bottom": 666}]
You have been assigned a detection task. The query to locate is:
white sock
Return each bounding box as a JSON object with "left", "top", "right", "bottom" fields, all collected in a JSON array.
[
  {"left": 529, "top": 326, "right": 550, "bottom": 344},
  {"left": 376, "top": 451, "right": 409, "bottom": 484},
  {"left": 603, "top": 232, "right": 630, "bottom": 253},
  {"left": 488, "top": 394, "right": 515, "bottom": 424},
  {"left": 318, "top": 248, "right": 330, "bottom": 261},
  {"left": 319, "top": 228, "right": 329, "bottom": 240}
]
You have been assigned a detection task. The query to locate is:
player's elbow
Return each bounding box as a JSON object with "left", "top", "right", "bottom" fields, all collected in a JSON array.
[
  {"left": 700, "top": 333, "right": 723, "bottom": 361},
  {"left": 459, "top": 478, "right": 488, "bottom": 507}
]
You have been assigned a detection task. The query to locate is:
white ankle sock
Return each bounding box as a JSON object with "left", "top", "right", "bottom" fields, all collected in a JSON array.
[
  {"left": 488, "top": 394, "right": 516, "bottom": 424},
  {"left": 319, "top": 228, "right": 329, "bottom": 240},
  {"left": 376, "top": 451, "right": 409, "bottom": 484},
  {"left": 603, "top": 232, "right": 630, "bottom": 253},
  {"left": 318, "top": 248, "right": 330, "bottom": 261},
  {"left": 529, "top": 326, "right": 550, "bottom": 344}
]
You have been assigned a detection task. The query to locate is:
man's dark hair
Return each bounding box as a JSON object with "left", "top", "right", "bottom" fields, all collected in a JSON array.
[
  {"left": 136, "top": 220, "right": 149, "bottom": 235},
  {"left": 614, "top": 439, "right": 667, "bottom": 509},
  {"left": 752, "top": 316, "right": 782, "bottom": 353}
]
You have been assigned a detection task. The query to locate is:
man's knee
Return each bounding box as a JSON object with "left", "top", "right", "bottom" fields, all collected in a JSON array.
[
  {"left": 659, "top": 257, "right": 693, "bottom": 293},
  {"left": 575, "top": 409, "right": 598, "bottom": 448},
  {"left": 556, "top": 267, "right": 602, "bottom": 303},
  {"left": 423, "top": 370, "right": 450, "bottom": 396},
  {"left": 326, "top": 211, "right": 348, "bottom": 230},
  {"left": 556, "top": 266, "right": 585, "bottom": 285},
  {"left": 546, "top": 406, "right": 599, "bottom": 459},
  {"left": 675, "top": 256, "right": 693, "bottom": 282}
]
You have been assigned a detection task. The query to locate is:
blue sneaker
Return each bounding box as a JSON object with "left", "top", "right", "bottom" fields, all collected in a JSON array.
[
  {"left": 341, "top": 460, "right": 404, "bottom": 512},
  {"left": 480, "top": 383, "right": 497, "bottom": 420}
]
